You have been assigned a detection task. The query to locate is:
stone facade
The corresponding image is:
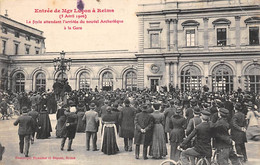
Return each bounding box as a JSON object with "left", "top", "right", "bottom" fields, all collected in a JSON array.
[{"left": 1, "top": 0, "right": 260, "bottom": 93}]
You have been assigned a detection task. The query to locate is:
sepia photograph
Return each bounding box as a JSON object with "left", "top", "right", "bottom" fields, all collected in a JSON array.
[{"left": 0, "top": 0, "right": 260, "bottom": 164}]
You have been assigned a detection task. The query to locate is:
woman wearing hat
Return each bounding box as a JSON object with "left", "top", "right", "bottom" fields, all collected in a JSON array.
[
  {"left": 149, "top": 103, "right": 167, "bottom": 159},
  {"left": 168, "top": 107, "right": 186, "bottom": 162},
  {"left": 101, "top": 106, "right": 119, "bottom": 155},
  {"left": 36, "top": 105, "right": 52, "bottom": 139},
  {"left": 56, "top": 104, "right": 67, "bottom": 138},
  {"left": 76, "top": 103, "right": 86, "bottom": 133},
  {"left": 246, "top": 101, "right": 260, "bottom": 141}
]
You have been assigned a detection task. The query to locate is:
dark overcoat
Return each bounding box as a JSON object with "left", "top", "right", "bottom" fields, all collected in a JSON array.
[
  {"left": 119, "top": 106, "right": 135, "bottom": 138},
  {"left": 169, "top": 115, "right": 186, "bottom": 143},
  {"left": 134, "top": 111, "right": 154, "bottom": 146},
  {"left": 231, "top": 111, "right": 247, "bottom": 144},
  {"left": 63, "top": 112, "right": 78, "bottom": 139}
]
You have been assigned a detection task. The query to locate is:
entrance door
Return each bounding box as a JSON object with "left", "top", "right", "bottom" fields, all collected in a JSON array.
[
  {"left": 102, "top": 71, "right": 113, "bottom": 91},
  {"left": 151, "top": 79, "right": 159, "bottom": 92}
]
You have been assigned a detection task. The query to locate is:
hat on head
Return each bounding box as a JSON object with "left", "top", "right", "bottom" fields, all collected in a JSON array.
[
  {"left": 216, "top": 100, "right": 224, "bottom": 108},
  {"left": 22, "top": 106, "right": 28, "bottom": 113},
  {"left": 68, "top": 100, "right": 75, "bottom": 106},
  {"left": 247, "top": 101, "right": 254, "bottom": 108},
  {"left": 219, "top": 108, "right": 229, "bottom": 117},
  {"left": 104, "top": 100, "right": 109, "bottom": 104},
  {"left": 106, "top": 106, "right": 112, "bottom": 112},
  {"left": 141, "top": 104, "right": 149, "bottom": 112},
  {"left": 234, "top": 103, "right": 242, "bottom": 111},
  {"left": 124, "top": 99, "right": 130, "bottom": 105},
  {"left": 153, "top": 103, "right": 161, "bottom": 110},
  {"left": 175, "top": 107, "right": 182, "bottom": 114},
  {"left": 169, "top": 99, "right": 175, "bottom": 105},
  {"left": 89, "top": 102, "right": 96, "bottom": 109},
  {"left": 190, "top": 99, "right": 197, "bottom": 105},
  {"left": 201, "top": 109, "right": 211, "bottom": 116},
  {"left": 193, "top": 107, "right": 201, "bottom": 115}
]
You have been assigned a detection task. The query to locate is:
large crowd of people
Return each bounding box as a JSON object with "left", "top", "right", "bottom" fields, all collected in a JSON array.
[{"left": 0, "top": 85, "right": 260, "bottom": 164}]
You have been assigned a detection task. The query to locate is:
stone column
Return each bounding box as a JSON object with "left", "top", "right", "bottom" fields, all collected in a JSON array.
[
  {"left": 235, "top": 16, "right": 241, "bottom": 48},
  {"left": 235, "top": 60, "right": 242, "bottom": 89},
  {"left": 165, "top": 62, "right": 170, "bottom": 90},
  {"left": 166, "top": 19, "right": 171, "bottom": 51},
  {"left": 173, "top": 19, "right": 178, "bottom": 51},
  {"left": 203, "top": 17, "right": 209, "bottom": 50},
  {"left": 172, "top": 62, "right": 178, "bottom": 87}
]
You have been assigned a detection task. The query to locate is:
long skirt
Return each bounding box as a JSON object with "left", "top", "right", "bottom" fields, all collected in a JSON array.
[
  {"left": 101, "top": 124, "right": 119, "bottom": 155},
  {"left": 56, "top": 116, "right": 66, "bottom": 138},
  {"left": 149, "top": 124, "right": 167, "bottom": 158}
]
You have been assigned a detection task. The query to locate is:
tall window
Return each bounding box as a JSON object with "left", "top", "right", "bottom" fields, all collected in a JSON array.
[
  {"left": 102, "top": 71, "right": 113, "bottom": 91},
  {"left": 217, "top": 28, "right": 227, "bottom": 46},
  {"left": 181, "top": 65, "right": 201, "bottom": 92},
  {"left": 35, "top": 73, "right": 46, "bottom": 92},
  {"left": 212, "top": 64, "right": 233, "bottom": 93},
  {"left": 15, "top": 32, "right": 19, "bottom": 38},
  {"left": 249, "top": 27, "right": 259, "bottom": 45},
  {"left": 186, "top": 29, "right": 195, "bottom": 47},
  {"left": 79, "top": 72, "right": 90, "bottom": 90},
  {"left": 15, "top": 73, "right": 25, "bottom": 93},
  {"left": 125, "top": 71, "right": 137, "bottom": 91},
  {"left": 25, "top": 45, "right": 30, "bottom": 54},
  {"left": 150, "top": 33, "right": 159, "bottom": 48},
  {"left": 2, "top": 40, "right": 6, "bottom": 54},
  {"left": 244, "top": 64, "right": 260, "bottom": 94},
  {"left": 14, "top": 43, "right": 19, "bottom": 55}
]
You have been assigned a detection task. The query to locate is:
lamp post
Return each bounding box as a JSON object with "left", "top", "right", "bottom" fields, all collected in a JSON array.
[{"left": 53, "top": 50, "right": 72, "bottom": 81}]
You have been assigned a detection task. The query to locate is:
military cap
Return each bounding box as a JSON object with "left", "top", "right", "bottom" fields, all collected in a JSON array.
[
  {"left": 193, "top": 107, "right": 201, "bottom": 115},
  {"left": 89, "top": 102, "right": 96, "bottom": 109},
  {"left": 201, "top": 109, "right": 211, "bottom": 116},
  {"left": 219, "top": 108, "right": 229, "bottom": 117}
]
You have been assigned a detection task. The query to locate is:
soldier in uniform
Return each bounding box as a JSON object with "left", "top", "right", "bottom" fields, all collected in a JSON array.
[{"left": 134, "top": 104, "right": 154, "bottom": 159}]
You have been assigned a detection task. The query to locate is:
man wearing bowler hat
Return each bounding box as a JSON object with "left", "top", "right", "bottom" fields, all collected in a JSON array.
[
  {"left": 134, "top": 104, "right": 154, "bottom": 159},
  {"left": 82, "top": 102, "right": 99, "bottom": 151},
  {"left": 180, "top": 109, "right": 212, "bottom": 165},
  {"left": 14, "top": 106, "right": 34, "bottom": 157},
  {"left": 210, "top": 108, "right": 239, "bottom": 165}
]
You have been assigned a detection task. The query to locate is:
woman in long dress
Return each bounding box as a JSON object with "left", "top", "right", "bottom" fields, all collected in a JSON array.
[
  {"left": 36, "top": 106, "right": 52, "bottom": 139},
  {"left": 101, "top": 106, "right": 119, "bottom": 155},
  {"left": 246, "top": 102, "right": 260, "bottom": 141},
  {"left": 76, "top": 103, "right": 86, "bottom": 133},
  {"left": 149, "top": 102, "right": 167, "bottom": 159}
]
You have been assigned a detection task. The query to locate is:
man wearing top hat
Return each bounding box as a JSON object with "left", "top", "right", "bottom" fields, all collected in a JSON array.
[
  {"left": 82, "top": 102, "right": 99, "bottom": 151},
  {"left": 231, "top": 102, "right": 247, "bottom": 162},
  {"left": 210, "top": 108, "right": 239, "bottom": 165},
  {"left": 134, "top": 104, "right": 154, "bottom": 160},
  {"left": 180, "top": 109, "right": 212, "bottom": 165},
  {"left": 13, "top": 106, "right": 34, "bottom": 157}
]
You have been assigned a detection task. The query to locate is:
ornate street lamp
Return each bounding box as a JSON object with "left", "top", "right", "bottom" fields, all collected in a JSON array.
[{"left": 53, "top": 50, "right": 72, "bottom": 80}]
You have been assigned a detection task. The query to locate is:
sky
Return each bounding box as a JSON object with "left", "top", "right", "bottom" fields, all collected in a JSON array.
[{"left": 0, "top": 0, "right": 140, "bottom": 52}]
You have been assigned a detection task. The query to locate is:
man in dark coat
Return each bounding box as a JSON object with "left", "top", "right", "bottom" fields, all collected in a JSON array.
[
  {"left": 164, "top": 100, "right": 177, "bottom": 133},
  {"left": 119, "top": 99, "right": 136, "bottom": 152},
  {"left": 180, "top": 110, "right": 212, "bottom": 165},
  {"left": 14, "top": 106, "right": 34, "bottom": 157},
  {"left": 231, "top": 103, "right": 247, "bottom": 162},
  {"left": 0, "top": 98, "right": 8, "bottom": 120},
  {"left": 61, "top": 104, "right": 78, "bottom": 151},
  {"left": 185, "top": 99, "right": 197, "bottom": 125},
  {"left": 210, "top": 108, "right": 239, "bottom": 165},
  {"left": 28, "top": 105, "right": 39, "bottom": 144},
  {"left": 134, "top": 104, "right": 154, "bottom": 160}
]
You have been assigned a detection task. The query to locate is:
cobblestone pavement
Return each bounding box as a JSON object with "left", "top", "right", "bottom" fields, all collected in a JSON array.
[{"left": 0, "top": 114, "right": 260, "bottom": 165}]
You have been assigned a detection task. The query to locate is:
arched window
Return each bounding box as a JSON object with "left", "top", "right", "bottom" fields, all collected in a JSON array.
[
  {"left": 35, "top": 72, "right": 46, "bottom": 92},
  {"left": 181, "top": 65, "right": 202, "bottom": 92},
  {"left": 244, "top": 64, "right": 260, "bottom": 94},
  {"left": 15, "top": 73, "right": 25, "bottom": 92},
  {"left": 102, "top": 71, "right": 113, "bottom": 91},
  {"left": 79, "top": 72, "right": 90, "bottom": 90},
  {"left": 212, "top": 64, "right": 233, "bottom": 93},
  {"left": 125, "top": 71, "right": 137, "bottom": 91}
]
